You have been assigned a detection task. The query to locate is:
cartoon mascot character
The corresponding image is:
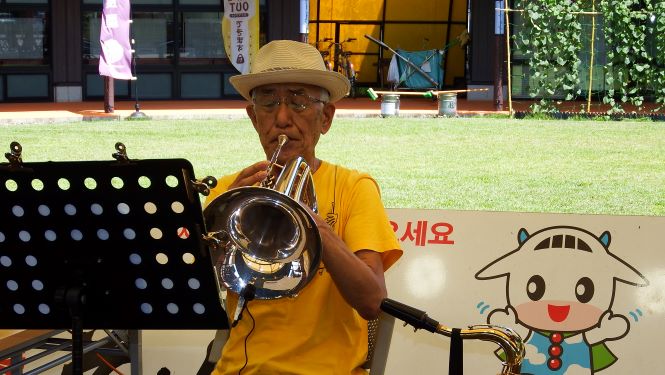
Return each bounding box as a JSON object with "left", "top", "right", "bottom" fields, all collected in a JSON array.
[{"left": 476, "top": 226, "right": 648, "bottom": 374}]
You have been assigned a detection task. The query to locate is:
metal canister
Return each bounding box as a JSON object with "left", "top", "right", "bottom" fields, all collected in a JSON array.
[
  {"left": 380, "top": 94, "right": 400, "bottom": 117},
  {"left": 438, "top": 93, "right": 457, "bottom": 117}
]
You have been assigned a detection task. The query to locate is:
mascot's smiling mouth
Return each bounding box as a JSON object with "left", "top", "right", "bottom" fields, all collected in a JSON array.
[{"left": 548, "top": 304, "right": 570, "bottom": 322}]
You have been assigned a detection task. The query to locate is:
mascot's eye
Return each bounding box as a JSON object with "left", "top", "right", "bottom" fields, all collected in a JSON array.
[
  {"left": 526, "top": 275, "right": 546, "bottom": 301},
  {"left": 575, "top": 277, "right": 594, "bottom": 303}
]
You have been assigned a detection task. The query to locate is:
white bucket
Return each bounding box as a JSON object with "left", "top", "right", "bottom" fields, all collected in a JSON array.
[
  {"left": 380, "top": 94, "right": 400, "bottom": 117},
  {"left": 438, "top": 93, "right": 457, "bottom": 117}
]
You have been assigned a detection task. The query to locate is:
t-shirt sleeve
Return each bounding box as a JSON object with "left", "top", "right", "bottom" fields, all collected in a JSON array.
[
  {"left": 342, "top": 176, "right": 402, "bottom": 271},
  {"left": 203, "top": 173, "right": 239, "bottom": 208}
]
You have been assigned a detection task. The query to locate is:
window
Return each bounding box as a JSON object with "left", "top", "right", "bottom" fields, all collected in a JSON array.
[
  {"left": 82, "top": 11, "right": 101, "bottom": 64},
  {"left": 82, "top": 0, "right": 172, "bottom": 3},
  {"left": 179, "top": 12, "right": 226, "bottom": 64},
  {"left": 81, "top": 0, "right": 266, "bottom": 100},
  {"left": 6, "top": 0, "right": 48, "bottom": 4},
  {"left": 133, "top": 11, "right": 175, "bottom": 62},
  {"left": 0, "top": 3, "right": 50, "bottom": 101},
  {"left": 0, "top": 10, "right": 48, "bottom": 64},
  {"left": 180, "top": 0, "right": 219, "bottom": 4},
  {"left": 181, "top": 73, "right": 222, "bottom": 98},
  {"left": 84, "top": 10, "right": 175, "bottom": 64},
  {"left": 6, "top": 74, "right": 48, "bottom": 98}
]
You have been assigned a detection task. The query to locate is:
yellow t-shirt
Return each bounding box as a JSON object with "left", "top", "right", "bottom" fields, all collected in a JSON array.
[{"left": 205, "top": 160, "right": 401, "bottom": 375}]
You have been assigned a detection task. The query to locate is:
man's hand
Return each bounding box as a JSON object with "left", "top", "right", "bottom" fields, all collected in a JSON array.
[{"left": 229, "top": 160, "right": 269, "bottom": 189}]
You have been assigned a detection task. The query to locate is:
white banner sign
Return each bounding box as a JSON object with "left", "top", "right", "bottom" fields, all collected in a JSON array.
[
  {"left": 384, "top": 208, "right": 665, "bottom": 375},
  {"left": 222, "top": 0, "right": 258, "bottom": 74},
  {"left": 299, "top": 0, "right": 309, "bottom": 34}
]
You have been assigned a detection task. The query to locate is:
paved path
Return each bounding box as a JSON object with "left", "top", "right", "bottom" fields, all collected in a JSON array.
[{"left": 0, "top": 97, "right": 505, "bottom": 124}]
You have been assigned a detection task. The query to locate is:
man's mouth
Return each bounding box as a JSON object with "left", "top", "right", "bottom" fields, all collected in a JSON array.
[
  {"left": 273, "top": 136, "right": 295, "bottom": 147},
  {"left": 548, "top": 304, "right": 570, "bottom": 322}
]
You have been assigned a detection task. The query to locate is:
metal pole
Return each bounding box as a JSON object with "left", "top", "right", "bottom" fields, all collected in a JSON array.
[
  {"left": 586, "top": 0, "right": 597, "bottom": 113},
  {"left": 104, "top": 76, "right": 114, "bottom": 113},
  {"left": 443, "top": 0, "right": 455, "bottom": 88},
  {"left": 128, "top": 36, "right": 147, "bottom": 119},
  {"left": 505, "top": 2, "right": 513, "bottom": 114},
  {"left": 129, "top": 330, "right": 143, "bottom": 375}
]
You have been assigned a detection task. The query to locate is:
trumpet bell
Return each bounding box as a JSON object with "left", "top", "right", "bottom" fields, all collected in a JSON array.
[{"left": 203, "top": 158, "right": 322, "bottom": 299}]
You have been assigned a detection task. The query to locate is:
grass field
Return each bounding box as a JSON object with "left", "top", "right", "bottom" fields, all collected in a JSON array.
[{"left": 3, "top": 117, "right": 664, "bottom": 216}]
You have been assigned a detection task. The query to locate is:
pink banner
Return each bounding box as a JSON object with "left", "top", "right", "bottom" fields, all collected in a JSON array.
[{"left": 99, "top": 0, "right": 133, "bottom": 80}]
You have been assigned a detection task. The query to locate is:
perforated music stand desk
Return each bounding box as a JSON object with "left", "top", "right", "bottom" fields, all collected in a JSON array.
[{"left": 0, "top": 155, "right": 228, "bottom": 374}]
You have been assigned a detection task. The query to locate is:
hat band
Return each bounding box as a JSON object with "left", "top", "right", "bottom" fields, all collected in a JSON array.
[{"left": 259, "top": 67, "right": 307, "bottom": 73}]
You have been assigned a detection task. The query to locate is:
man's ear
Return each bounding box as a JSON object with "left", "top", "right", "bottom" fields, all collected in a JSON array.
[
  {"left": 246, "top": 104, "right": 259, "bottom": 131},
  {"left": 320, "top": 103, "right": 335, "bottom": 134}
]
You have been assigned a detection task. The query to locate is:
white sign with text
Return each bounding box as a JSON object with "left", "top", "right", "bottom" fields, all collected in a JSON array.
[{"left": 384, "top": 209, "right": 664, "bottom": 375}]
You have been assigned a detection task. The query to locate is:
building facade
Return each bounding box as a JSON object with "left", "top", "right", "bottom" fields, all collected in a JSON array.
[{"left": 0, "top": 0, "right": 497, "bottom": 103}]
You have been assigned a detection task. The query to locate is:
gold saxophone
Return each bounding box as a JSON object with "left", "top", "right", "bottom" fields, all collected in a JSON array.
[{"left": 381, "top": 298, "right": 525, "bottom": 375}]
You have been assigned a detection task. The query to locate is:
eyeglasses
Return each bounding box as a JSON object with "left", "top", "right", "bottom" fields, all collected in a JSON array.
[{"left": 253, "top": 92, "right": 327, "bottom": 112}]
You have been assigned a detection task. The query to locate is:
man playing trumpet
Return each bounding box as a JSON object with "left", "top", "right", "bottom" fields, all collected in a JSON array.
[{"left": 205, "top": 40, "right": 402, "bottom": 374}]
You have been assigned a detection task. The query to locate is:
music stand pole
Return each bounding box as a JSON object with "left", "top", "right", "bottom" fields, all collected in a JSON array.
[{"left": 58, "top": 287, "right": 85, "bottom": 374}]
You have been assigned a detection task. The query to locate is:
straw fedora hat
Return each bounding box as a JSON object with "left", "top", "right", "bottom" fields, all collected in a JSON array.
[{"left": 229, "top": 40, "right": 350, "bottom": 103}]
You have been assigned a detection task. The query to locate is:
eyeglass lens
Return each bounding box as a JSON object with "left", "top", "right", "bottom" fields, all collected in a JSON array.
[{"left": 255, "top": 93, "right": 321, "bottom": 111}]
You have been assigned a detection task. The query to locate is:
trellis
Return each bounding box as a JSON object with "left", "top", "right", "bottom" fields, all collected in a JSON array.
[{"left": 500, "top": 0, "right": 664, "bottom": 115}]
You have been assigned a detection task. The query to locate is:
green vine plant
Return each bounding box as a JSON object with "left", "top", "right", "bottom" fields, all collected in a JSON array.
[
  {"left": 513, "top": 0, "right": 583, "bottom": 113},
  {"left": 600, "top": 0, "right": 661, "bottom": 114},
  {"left": 654, "top": 1, "right": 665, "bottom": 111},
  {"left": 511, "top": 0, "right": 665, "bottom": 115}
]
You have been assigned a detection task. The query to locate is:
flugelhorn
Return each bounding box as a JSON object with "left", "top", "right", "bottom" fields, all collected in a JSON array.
[
  {"left": 381, "top": 298, "right": 524, "bottom": 375},
  {"left": 203, "top": 135, "right": 322, "bottom": 321}
]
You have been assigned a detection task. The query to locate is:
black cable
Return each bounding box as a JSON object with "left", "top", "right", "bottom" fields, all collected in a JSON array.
[
  {"left": 237, "top": 304, "right": 255, "bottom": 375},
  {"left": 232, "top": 285, "right": 256, "bottom": 327}
]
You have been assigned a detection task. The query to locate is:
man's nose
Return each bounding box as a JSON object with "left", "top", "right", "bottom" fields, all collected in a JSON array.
[{"left": 274, "top": 101, "right": 292, "bottom": 127}]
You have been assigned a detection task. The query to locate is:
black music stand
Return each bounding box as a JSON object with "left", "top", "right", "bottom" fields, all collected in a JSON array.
[{"left": 0, "top": 143, "right": 228, "bottom": 374}]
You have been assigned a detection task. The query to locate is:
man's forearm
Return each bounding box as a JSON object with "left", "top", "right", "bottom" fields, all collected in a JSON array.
[{"left": 318, "top": 224, "right": 387, "bottom": 320}]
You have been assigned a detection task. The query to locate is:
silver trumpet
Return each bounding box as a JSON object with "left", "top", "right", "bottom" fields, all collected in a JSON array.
[
  {"left": 203, "top": 135, "right": 322, "bottom": 323},
  {"left": 381, "top": 298, "right": 525, "bottom": 375}
]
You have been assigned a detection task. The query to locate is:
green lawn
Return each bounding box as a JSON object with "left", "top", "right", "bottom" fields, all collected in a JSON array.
[{"left": 3, "top": 117, "right": 664, "bottom": 216}]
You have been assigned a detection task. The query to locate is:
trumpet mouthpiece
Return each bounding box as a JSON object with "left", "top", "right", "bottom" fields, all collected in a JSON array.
[{"left": 278, "top": 134, "right": 289, "bottom": 146}]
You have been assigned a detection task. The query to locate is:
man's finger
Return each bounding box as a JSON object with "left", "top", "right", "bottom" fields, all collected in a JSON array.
[{"left": 230, "top": 161, "right": 270, "bottom": 189}]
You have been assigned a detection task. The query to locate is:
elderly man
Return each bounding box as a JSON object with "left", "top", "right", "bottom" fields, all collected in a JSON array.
[{"left": 205, "top": 40, "right": 401, "bottom": 375}]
